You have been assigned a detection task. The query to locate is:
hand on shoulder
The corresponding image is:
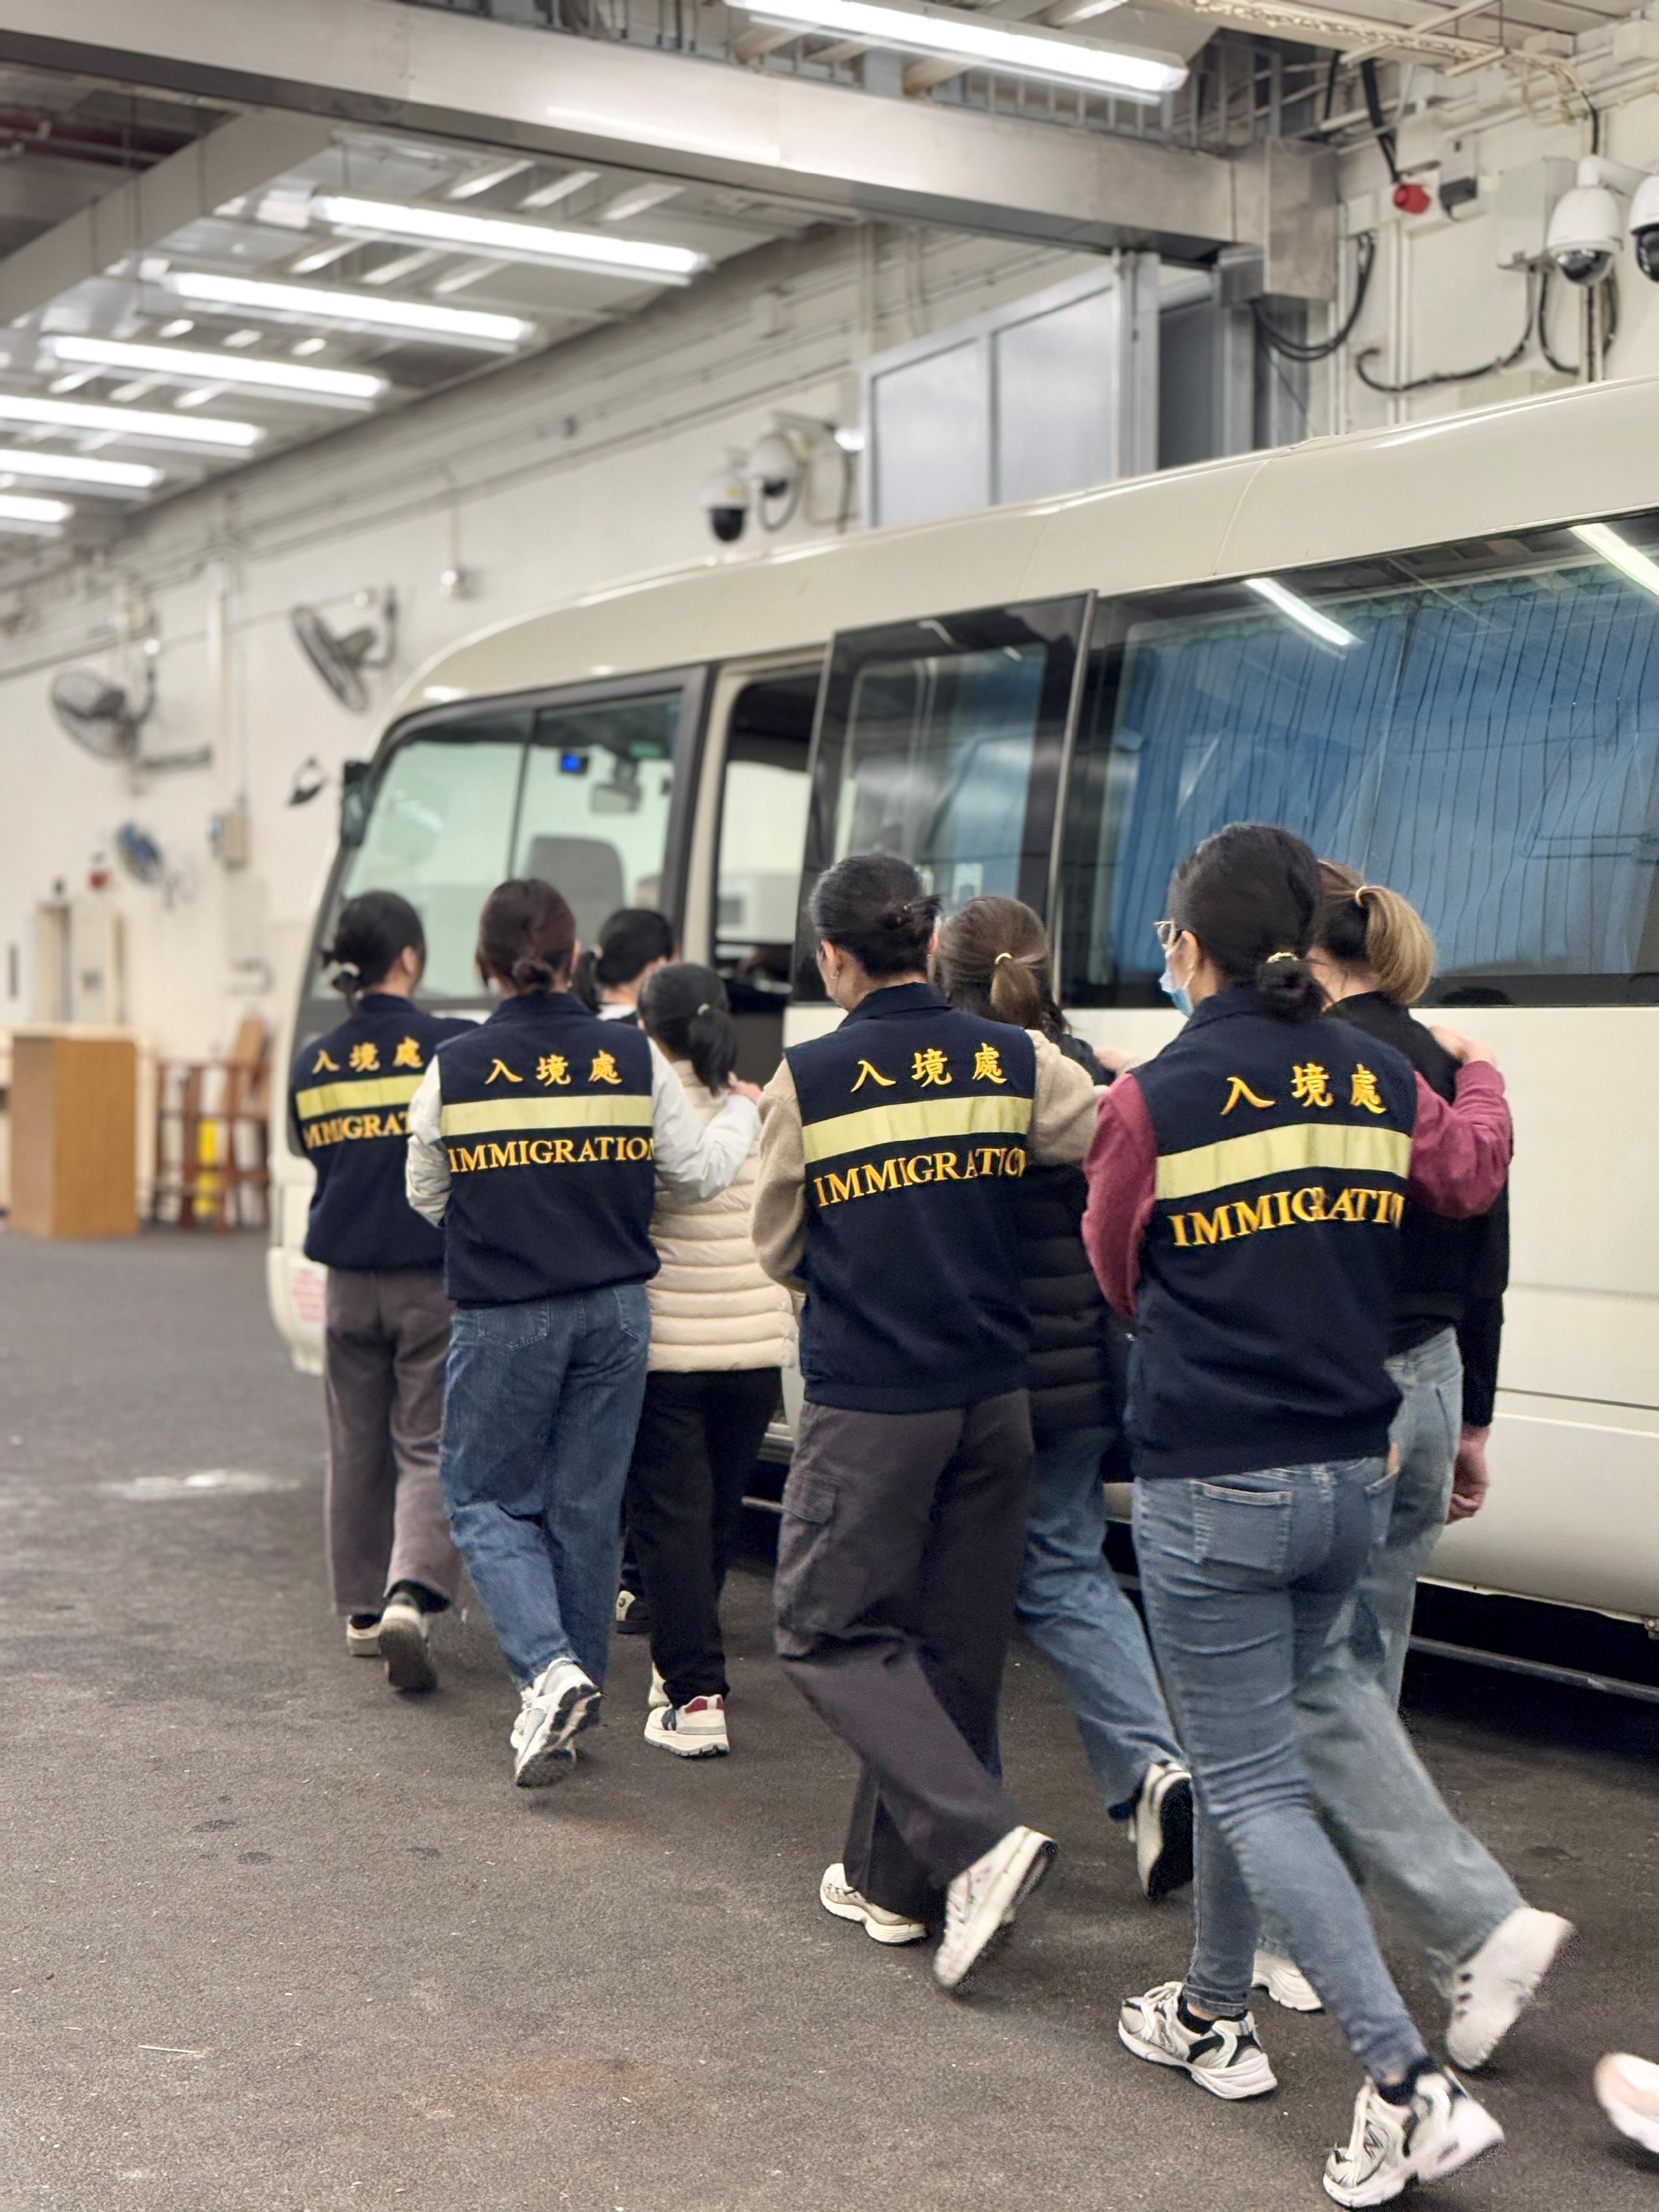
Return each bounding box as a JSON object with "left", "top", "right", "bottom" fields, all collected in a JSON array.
[{"left": 1428, "top": 1024, "right": 1497, "bottom": 1070}]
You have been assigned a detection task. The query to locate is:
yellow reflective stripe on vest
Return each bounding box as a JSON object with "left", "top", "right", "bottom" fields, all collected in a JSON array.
[
  {"left": 295, "top": 1073, "right": 424, "bottom": 1120},
  {"left": 802, "top": 1093, "right": 1033, "bottom": 1168},
  {"left": 1156, "top": 1121, "right": 1412, "bottom": 1204},
  {"left": 439, "top": 1094, "right": 656, "bottom": 1138}
]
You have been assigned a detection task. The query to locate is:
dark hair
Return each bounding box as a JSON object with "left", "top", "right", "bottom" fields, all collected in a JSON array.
[
  {"left": 808, "top": 853, "right": 940, "bottom": 979},
  {"left": 1168, "top": 822, "right": 1324, "bottom": 1022},
  {"left": 477, "top": 878, "right": 577, "bottom": 993},
  {"left": 933, "top": 895, "right": 1061, "bottom": 1037},
  {"left": 1313, "top": 859, "right": 1437, "bottom": 1008},
  {"left": 572, "top": 907, "right": 674, "bottom": 1010},
  {"left": 321, "top": 889, "right": 424, "bottom": 1000},
  {"left": 640, "top": 962, "right": 739, "bottom": 1093}
]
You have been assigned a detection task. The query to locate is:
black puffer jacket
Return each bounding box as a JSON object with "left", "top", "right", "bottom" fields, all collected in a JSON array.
[{"left": 1015, "top": 1032, "right": 1129, "bottom": 1451}]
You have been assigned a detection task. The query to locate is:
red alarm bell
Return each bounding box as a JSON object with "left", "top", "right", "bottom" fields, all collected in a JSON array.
[{"left": 1393, "top": 180, "right": 1432, "bottom": 216}]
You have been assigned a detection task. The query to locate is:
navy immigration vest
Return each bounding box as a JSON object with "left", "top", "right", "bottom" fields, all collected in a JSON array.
[
  {"left": 291, "top": 992, "right": 471, "bottom": 1272},
  {"left": 785, "top": 982, "right": 1037, "bottom": 1415},
  {"left": 1128, "top": 987, "right": 1419, "bottom": 1483},
  {"left": 435, "top": 991, "right": 658, "bottom": 1306}
]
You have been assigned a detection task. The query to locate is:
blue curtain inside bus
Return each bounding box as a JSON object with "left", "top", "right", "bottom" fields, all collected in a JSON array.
[{"left": 1099, "top": 559, "right": 1659, "bottom": 980}]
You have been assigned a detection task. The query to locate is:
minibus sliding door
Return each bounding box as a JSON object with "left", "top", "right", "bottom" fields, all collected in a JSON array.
[{"left": 795, "top": 596, "right": 1093, "bottom": 997}]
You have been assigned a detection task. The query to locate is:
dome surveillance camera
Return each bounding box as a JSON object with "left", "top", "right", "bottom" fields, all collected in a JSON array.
[
  {"left": 700, "top": 463, "right": 750, "bottom": 545},
  {"left": 1631, "top": 172, "right": 1659, "bottom": 283},
  {"left": 1547, "top": 181, "right": 1623, "bottom": 286}
]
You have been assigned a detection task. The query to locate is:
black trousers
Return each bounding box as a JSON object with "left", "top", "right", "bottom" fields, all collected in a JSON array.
[
  {"left": 774, "top": 1391, "right": 1035, "bottom": 1924},
  {"left": 625, "top": 1366, "right": 781, "bottom": 1705}
]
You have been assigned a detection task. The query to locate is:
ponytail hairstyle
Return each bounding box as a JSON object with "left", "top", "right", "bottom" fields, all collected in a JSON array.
[
  {"left": 640, "top": 961, "right": 739, "bottom": 1093},
  {"left": 571, "top": 906, "right": 675, "bottom": 1011},
  {"left": 808, "top": 853, "right": 940, "bottom": 979},
  {"left": 320, "top": 889, "right": 425, "bottom": 1003},
  {"left": 1167, "top": 821, "right": 1325, "bottom": 1024},
  {"left": 933, "top": 894, "right": 1062, "bottom": 1037},
  {"left": 1313, "top": 859, "right": 1437, "bottom": 1008},
  {"left": 476, "top": 878, "right": 577, "bottom": 994}
]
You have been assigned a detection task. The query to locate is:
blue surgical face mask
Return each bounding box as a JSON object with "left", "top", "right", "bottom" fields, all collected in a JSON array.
[{"left": 1160, "top": 964, "right": 1192, "bottom": 1018}]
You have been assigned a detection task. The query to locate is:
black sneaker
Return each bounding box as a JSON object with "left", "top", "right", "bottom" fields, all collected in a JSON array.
[
  {"left": 614, "top": 1588, "right": 651, "bottom": 1637},
  {"left": 379, "top": 1587, "right": 437, "bottom": 1693}
]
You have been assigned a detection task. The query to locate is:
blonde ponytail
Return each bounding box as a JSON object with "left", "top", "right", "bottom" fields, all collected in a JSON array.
[{"left": 1314, "top": 860, "right": 1437, "bottom": 1006}]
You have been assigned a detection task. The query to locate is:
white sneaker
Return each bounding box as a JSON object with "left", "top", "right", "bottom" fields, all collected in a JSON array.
[
  {"left": 647, "top": 1666, "right": 670, "bottom": 1712},
  {"left": 1446, "top": 1906, "right": 1573, "bottom": 2069},
  {"left": 1119, "top": 1980, "right": 1277, "bottom": 2100},
  {"left": 1254, "top": 1949, "right": 1323, "bottom": 2013},
  {"left": 345, "top": 1613, "right": 382, "bottom": 1658},
  {"left": 378, "top": 1595, "right": 437, "bottom": 1694},
  {"left": 1128, "top": 1761, "right": 1194, "bottom": 1901},
  {"left": 644, "top": 1694, "right": 729, "bottom": 1758},
  {"left": 818, "top": 1862, "right": 929, "bottom": 1946},
  {"left": 934, "top": 1826, "right": 1055, "bottom": 1992},
  {"left": 1595, "top": 2052, "right": 1659, "bottom": 2155},
  {"left": 1323, "top": 2069, "right": 1503, "bottom": 2207},
  {"left": 510, "top": 1658, "right": 599, "bottom": 1787}
]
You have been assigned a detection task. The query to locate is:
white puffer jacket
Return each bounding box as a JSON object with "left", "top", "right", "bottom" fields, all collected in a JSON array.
[{"left": 647, "top": 1060, "right": 797, "bottom": 1373}]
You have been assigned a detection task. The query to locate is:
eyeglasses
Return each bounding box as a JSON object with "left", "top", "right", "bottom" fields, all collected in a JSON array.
[{"left": 1154, "top": 918, "right": 1182, "bottom": 952}]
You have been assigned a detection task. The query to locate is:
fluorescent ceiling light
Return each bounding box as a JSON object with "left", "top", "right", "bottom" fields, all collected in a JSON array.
[
  {"left": 46, "top": 335, "right": 388, "bottom": 406},
  {"left": 163, "top": 269, "right": 534, "bottom": 350},
  {"left": 0, "top": 491, "right": 71, "bottom": 523},
  {"left": 292, "top": 337, "right": 327, "bottom": 356},
  {"left": 0, "top": 392, "right": 262, "bottom": 448},
  {"left": 742, "top": 0, "right": 1186, "bottom": 100},
  {"left": 602, "top": 181, "right": 684, "bottom": 223},
  {"left": 289, "top": 239, "right": 357, "bottom": 276},
  {"left": 1244, "top": 575, "right": 1358, "bottom": 650},
  {"left": 520, "top": 169, "right": 599, "bottom": 209},
  {"left": 310, "top": 193, "right": 709, "bottom": 285},
  {"left": 1571, "top": 520, "right": 1659, "bottom": 599},
  {"left": 157, "top": 318, "right": 194, "bottom": 338},
  {"left": 448, "top": 158, "right": 533, "bottom": 200},
  {"left": 0, "top": 447, "right": 161, "bottom": 490}
]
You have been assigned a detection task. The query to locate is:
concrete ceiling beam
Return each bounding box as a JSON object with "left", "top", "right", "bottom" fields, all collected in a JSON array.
[
  {"left": 0, "top": 109, "right": 333, "bottom": 327},
  {"left": 0, "top": 0, "right": 1243, "bottom": 259}
]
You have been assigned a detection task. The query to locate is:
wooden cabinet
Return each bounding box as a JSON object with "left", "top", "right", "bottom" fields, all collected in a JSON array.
[{"left": 9, "top": 1031, "right": 138, "bottom": 1238}]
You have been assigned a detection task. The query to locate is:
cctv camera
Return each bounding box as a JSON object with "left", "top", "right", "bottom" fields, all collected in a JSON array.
[
  {"left": 1632, "top": 173, "right": 1659, "bottom": 283},
  {"left": 700, "top": 464, "right": 749, "bottom": 545},
  {"left": 1547, "top": 181, "right": 1623, "bottom": 286}
]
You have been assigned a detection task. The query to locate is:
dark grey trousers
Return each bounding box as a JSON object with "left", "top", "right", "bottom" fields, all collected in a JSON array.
[
  {"left": 324, "top": 1267, "right": 461, "bottom": 1616},
  {"left": 774, "top": 1390, "right": 1035, "bottom": 1923}
]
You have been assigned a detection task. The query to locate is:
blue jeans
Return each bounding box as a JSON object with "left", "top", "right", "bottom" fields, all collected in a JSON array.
[
  {"left": 439, "top": 1285, "right": 650, "bottom": 1687},
  {"left": 1016, "top": 1427, "right": 1182, "bottom": 1812},
  {"left": 1259, "top": 1328, "right": 1523, "bottom": 1989},
  {"left": 1134, "top": 1459, "right": 1431, "bottom": 2085}
]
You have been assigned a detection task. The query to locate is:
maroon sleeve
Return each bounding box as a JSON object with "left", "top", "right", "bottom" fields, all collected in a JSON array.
[
  {"left": 1406, "top": 1063, "right": 1513, "bottom": 1219},
  {"left": 1081, "top": 1070, "right": 1159, "bottom": 1318}
]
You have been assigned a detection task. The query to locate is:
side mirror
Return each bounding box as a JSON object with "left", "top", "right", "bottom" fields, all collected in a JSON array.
[{"left": 339, "top": 759, "right": 372, "bottom": 848}]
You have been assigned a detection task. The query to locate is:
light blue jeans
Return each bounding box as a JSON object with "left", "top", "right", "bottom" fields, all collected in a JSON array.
[
  {"left": 1260, "top": 1328, "right": 1524, "bottom": 1990},
  {"left": 439, "top": 1284, "right": 650, "bottom": 1687},
  {"left": 1135, "top": 1458, "right": 1431, "bottom": 2085},
  {"left": 1016, "top": 1426, "right": 1183, "bottom": 1813}
]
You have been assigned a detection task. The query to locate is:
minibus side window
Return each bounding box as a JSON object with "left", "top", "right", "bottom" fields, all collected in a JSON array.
[{"left": 1060, "top": 518, "right": 1659, "bottom": 1007}]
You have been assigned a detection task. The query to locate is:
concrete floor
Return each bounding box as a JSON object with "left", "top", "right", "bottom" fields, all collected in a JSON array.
[{"left": 0, "top": 1232, "right": 1655, "bottom": 2212}]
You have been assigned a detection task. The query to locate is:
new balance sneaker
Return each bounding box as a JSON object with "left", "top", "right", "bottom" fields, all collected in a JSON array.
[
  {"left": 647, "top": 1666, "right": 670, "bottom": 1712},
  {"left": 378, "top": 1590, "right": 437, "bottom": 1694},
  {"left": 1128, "top": 1761, "right": 1194, "bottom": 1901},
  {"left": 1323, "top": 2069, "right": 1503, "bottom": 2207},
  {"left": 1118, "top": 1981, "right": 1277, "bottom": 2101},
  {"left": 614, "top": 1588, "right": 650, "bottom": 1637},
  {"left": 818, "top": 1863, "right": 928, "bottom": 1946},
  {"left": 644, "top": 1694, "right": 729, "bottom": 1758},
  {"left": 1595, "top": 2052, "right": 1659, "bottom": 2155},
  {"left": 934, "top": 1825, "right": 1056, "bottom": 1992},
  {"left": 345, "top": 1613, "right": 383, "bottom": 1658},
  {"left": 510, "top": 1658, "right": 600, "bottom": 1787},
  {"left": 1446, "top": 1907, "right": 1573, "bottom": 2069},
  {"left": 1254, "top": 1949, "right": 1323, "bottom": 2013}
]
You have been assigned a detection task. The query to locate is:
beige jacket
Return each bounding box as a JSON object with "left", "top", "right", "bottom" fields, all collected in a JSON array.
[
  {"left": 752, "top": 1027, "right": 1102, "bottom": 1291},
  {"left": 648, "top": 1059, "right": 797, "bottom": 1372}
]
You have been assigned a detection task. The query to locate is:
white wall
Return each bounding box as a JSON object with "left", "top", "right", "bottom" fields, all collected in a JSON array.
[{"left": 8, "top": 51, "right": 1659, "bottom": 1068}]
